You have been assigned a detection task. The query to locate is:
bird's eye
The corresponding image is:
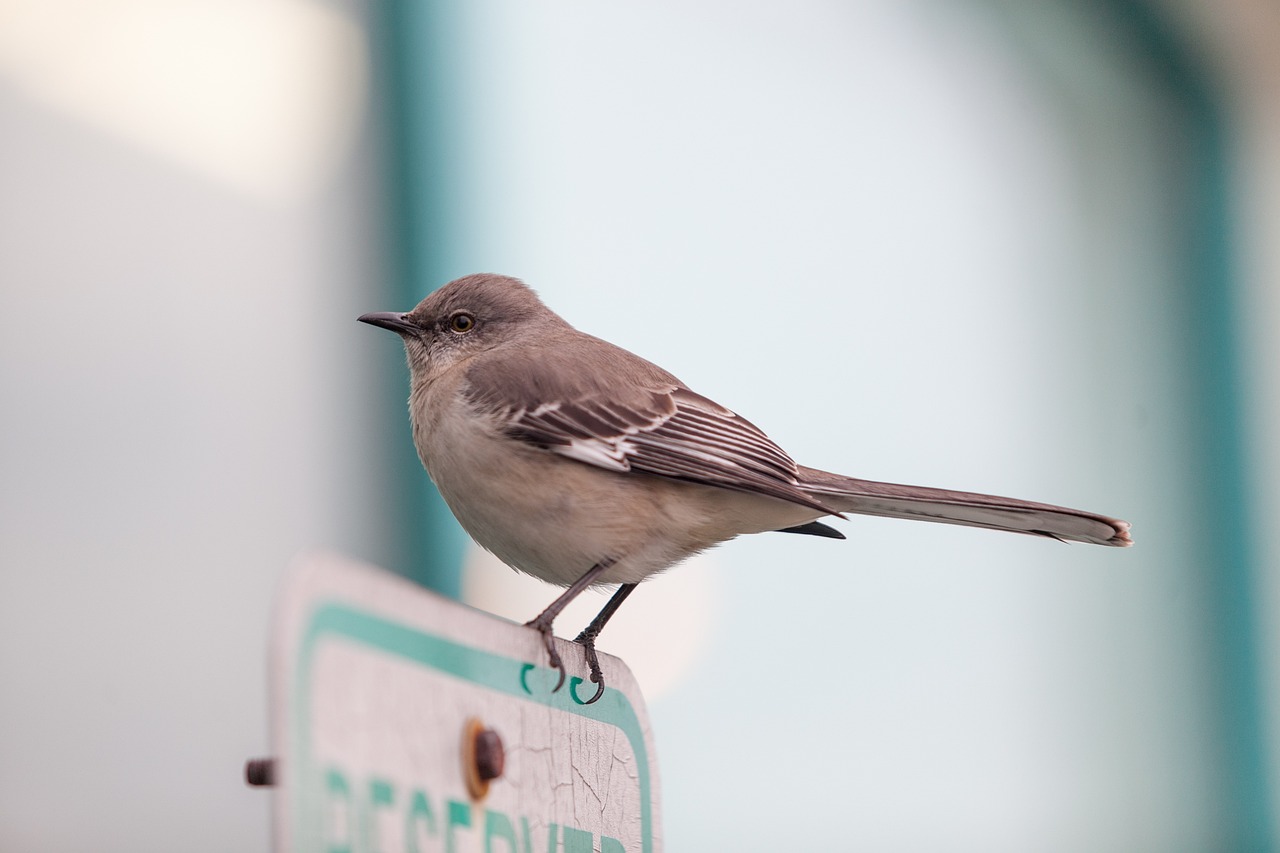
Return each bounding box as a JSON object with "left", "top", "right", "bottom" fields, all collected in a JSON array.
[{"left": 449, "top": 313, "right": 476, "bottom": 333}]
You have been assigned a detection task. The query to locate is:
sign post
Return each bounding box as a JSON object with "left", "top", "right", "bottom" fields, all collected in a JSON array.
[{"left": 269, "top": 552, "right": 662, "bottom": 852}]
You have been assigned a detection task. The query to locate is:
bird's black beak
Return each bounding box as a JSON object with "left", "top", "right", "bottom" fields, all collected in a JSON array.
[{"left": 358, "top": 312, "right": 418, "bottom": 335}]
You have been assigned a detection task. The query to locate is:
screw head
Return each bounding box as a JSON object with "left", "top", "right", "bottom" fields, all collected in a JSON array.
[
  {"left": 462, "top": 718, "right": 504, "bottom": 800},
  {"left": 474, "top": 728, "right": 505, "bottom": 781},
  {"left": 245, "top": 758, "right": 276, "bottom": 787}
]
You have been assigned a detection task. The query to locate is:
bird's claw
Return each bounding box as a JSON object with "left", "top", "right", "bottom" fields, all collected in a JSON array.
[
  {"left": 526, "top": 615, "right": 568, "bottom": 693},
  {"left": 525, "top": 620, "right": 606, "bottom": 702},
  {"left": 575, "top": 634, "right": 606, "bottom": 705}
]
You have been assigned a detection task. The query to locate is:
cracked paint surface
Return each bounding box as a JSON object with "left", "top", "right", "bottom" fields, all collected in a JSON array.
[{"left": 273, "top": 553, "right": 662, "bottom": 852}]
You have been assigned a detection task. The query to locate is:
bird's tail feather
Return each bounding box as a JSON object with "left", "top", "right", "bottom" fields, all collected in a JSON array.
[{"left": 798, "top": 466, "right": 1131, "bottom": 547}]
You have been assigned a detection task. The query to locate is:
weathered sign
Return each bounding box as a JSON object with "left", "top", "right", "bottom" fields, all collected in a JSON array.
[{"left": 270, "top": 552, "right": 662, "bottom": 852}]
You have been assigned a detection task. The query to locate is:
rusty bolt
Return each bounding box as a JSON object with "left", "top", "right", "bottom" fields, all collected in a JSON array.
[
  {"left": 462, "top": 718, "right": 504, "bottom": 800},
  {"left": 245, "top": 758, "right": 276, "bottom": 788},
  {"left": 474, "top": 727, "right": 505, "bottom": 781}
]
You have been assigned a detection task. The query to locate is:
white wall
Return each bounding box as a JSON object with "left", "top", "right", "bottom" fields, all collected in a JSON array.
[{"left": 0, "top": 3, "right": 387, "bottom": 850}]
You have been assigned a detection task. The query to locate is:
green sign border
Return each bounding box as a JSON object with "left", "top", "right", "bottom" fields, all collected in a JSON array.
[{"left": 291, "top": 600, "right": 655, "bottom": 852}]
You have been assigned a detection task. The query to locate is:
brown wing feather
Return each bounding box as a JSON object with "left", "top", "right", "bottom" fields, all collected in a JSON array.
[{"left": 463, "top": 341, "right": 840, "bottom": 514}]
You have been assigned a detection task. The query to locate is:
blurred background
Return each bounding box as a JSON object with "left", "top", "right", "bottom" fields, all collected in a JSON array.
[{"left": 3, "top": 0, "right": 1280, "bottom": 850}]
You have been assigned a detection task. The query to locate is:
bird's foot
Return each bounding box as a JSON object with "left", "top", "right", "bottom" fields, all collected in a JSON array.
[
  {"left": 521, "top": 560, "right": 618, "bottom": 695},
  {"left": 572, "top": 628, "right": 606, "bottom": 705},
  {"left": 524, "top": 613, "right": 566, "bottom": 693}
]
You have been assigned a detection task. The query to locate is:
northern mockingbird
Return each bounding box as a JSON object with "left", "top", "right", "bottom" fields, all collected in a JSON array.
[{"left": 360, "top": 273, "right": 1131, "bottom": 703}]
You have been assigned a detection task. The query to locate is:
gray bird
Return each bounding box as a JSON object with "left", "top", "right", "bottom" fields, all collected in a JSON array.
[{"left": 360, "top": 273, "right": 1131, "bottom": 703}]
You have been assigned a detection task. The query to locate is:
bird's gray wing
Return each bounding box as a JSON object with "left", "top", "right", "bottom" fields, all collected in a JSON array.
[{"left": 463, "top": 348, "right": 840, "bottom": 514}]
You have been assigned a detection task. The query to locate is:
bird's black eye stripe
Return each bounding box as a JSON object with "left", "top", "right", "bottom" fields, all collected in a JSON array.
[{"left": 449, "top": 312, "right": 476, "bottom": 333}]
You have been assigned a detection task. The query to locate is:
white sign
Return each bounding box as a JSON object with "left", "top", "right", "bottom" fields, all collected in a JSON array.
[{"left": 270, "top": 552, "right": 662, "bottom": 852}]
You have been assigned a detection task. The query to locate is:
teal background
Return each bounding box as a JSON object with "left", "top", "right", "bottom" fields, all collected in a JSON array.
[{"left": 367, "top": 1, "right": 469, "bottom": 598}]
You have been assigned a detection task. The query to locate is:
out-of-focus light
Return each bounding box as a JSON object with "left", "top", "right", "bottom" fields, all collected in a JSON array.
[
  {"left": 0, "top": 0, "right": 368, "bottom": 205},
  {"left": 462, "top": 544, "right": 721, "bottom": 701}
]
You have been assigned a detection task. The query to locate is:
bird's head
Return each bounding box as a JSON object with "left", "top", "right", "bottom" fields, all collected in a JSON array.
[{"left": 359, "top": 273, "right": 563, "bottom": 379}]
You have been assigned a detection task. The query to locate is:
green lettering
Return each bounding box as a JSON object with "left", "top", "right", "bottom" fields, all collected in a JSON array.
[
  {"left": 561, "top": 826, "right": 593, "bottom": 853},
  {"left": 324, "top": 768, "right": 353, "bottom": 853},
  {"left": 484, "top": 809, "right": 519, "bottom": 853},
  {"left": 406, "top": 789, "right": 437, "bottom": 853},
  {"left": 600, "top": 837, "right": 626, "bottom": 853},
  {"left": 446, "top": 800, "right": 473, "bottom": 853},
  {"left": 362, "top": 777, "right": 395, "bottom": 853},
  {"left": 519, "top": 816, "right": 534, "bottom": 853}
]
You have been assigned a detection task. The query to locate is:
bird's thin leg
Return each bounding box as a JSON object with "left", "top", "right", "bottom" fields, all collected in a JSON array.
[
  {"left": 573, "top": 583, "right": 639, "bottom": 705},
  {"left": 525, "top": 559, "right": 616, "bottom": 693}
]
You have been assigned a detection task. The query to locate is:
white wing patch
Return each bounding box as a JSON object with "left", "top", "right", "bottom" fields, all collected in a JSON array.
[
  {"left": 497, "top": 386, "right": 840, "bottom": 515},
  {"left": 553, "top": 437, "right": 634, "bottom": 472}
]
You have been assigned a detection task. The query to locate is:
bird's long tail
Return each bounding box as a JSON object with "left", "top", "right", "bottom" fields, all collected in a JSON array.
[{"left": 798, "top": 466, "right": 1131, "bottom": 547}]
